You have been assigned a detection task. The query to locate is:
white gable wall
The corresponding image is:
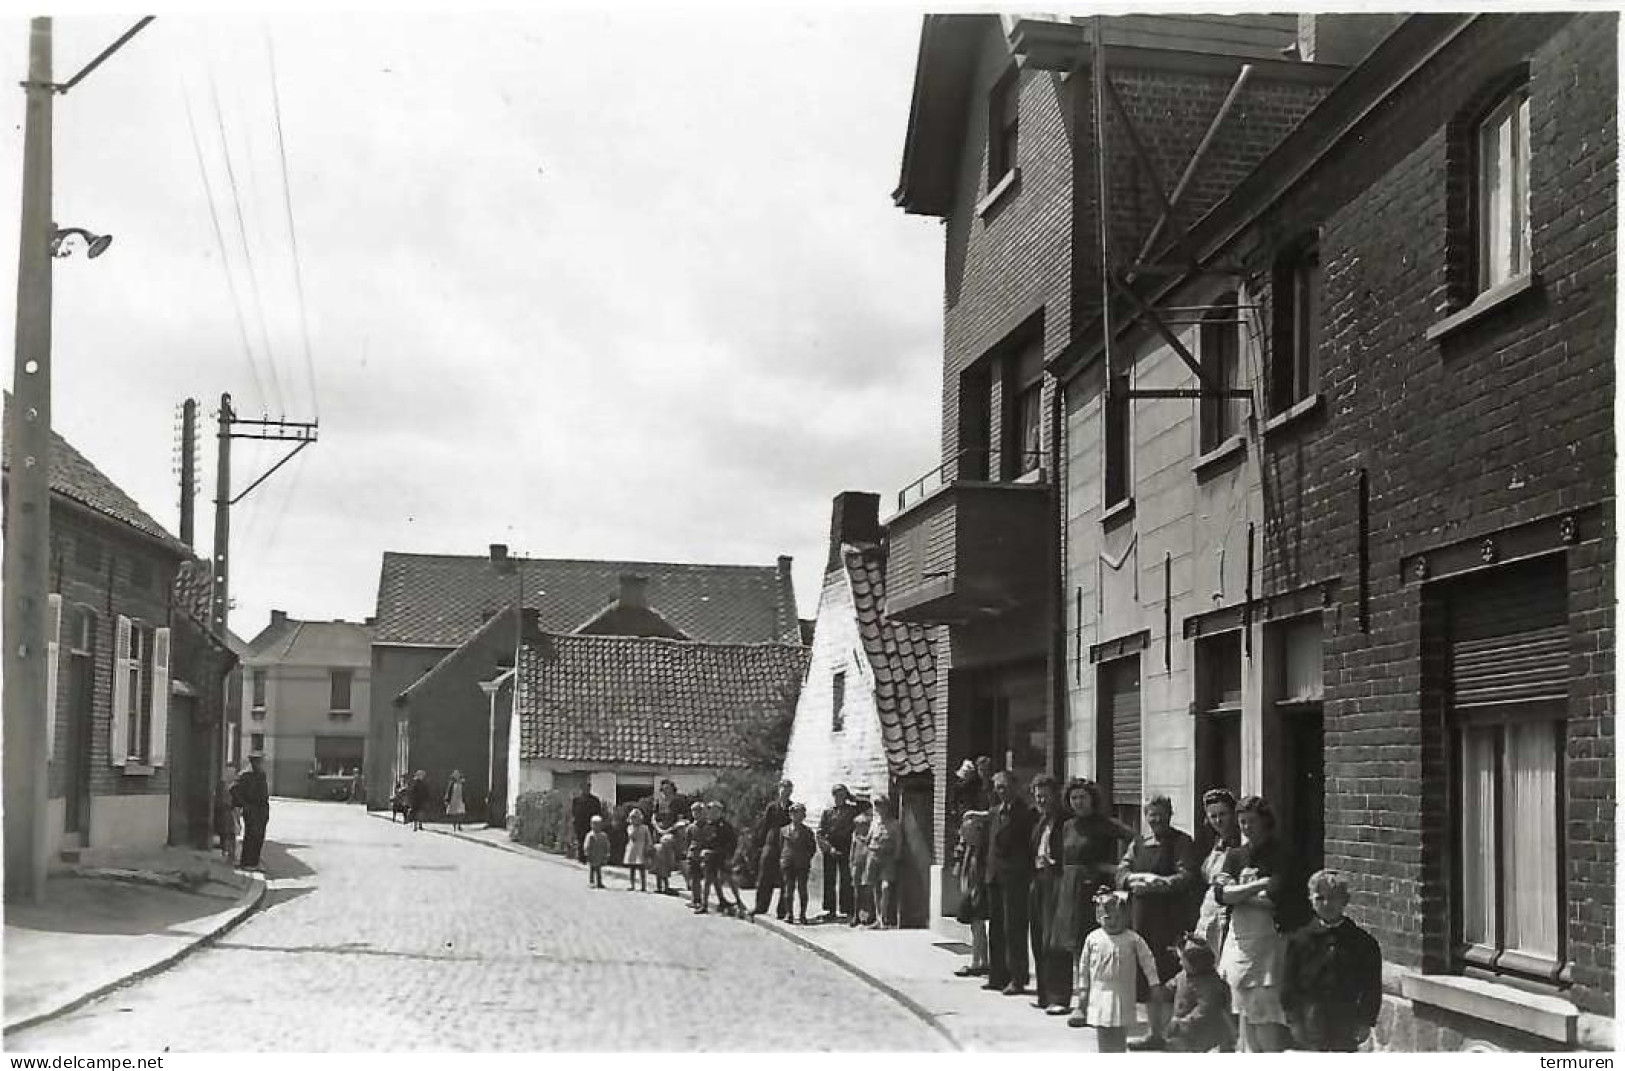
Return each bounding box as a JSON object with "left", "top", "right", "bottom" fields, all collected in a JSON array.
[{"left": 780, "top": 564, "right": 889, "bottom": 828}]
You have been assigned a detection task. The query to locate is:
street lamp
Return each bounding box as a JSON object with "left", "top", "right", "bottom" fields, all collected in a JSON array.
[
  {"left": 48, "top": 225, "right": 112, "bottom": 259},
  {"left": 478, "top": 672, "right": 512, "bottom": 828}
]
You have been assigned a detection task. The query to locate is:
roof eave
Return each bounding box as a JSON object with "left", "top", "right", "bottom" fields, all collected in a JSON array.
[{"left": 893, "top": 14, "right": 989, "bottom": 218}]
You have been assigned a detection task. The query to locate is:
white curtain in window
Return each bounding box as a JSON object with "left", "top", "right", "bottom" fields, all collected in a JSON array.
[
  {"left": 1460, "top": 727, "right": 1497, "bottom": 948},
  {"left": 1481, "top": 108, "right": 1514, "bottom": 287},
  {"left": 1503, "top": 720, "right": 1559, "bottom": 961}
]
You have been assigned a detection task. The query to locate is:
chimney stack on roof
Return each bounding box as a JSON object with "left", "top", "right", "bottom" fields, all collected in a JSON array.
[
  {"left": 617, "top": 574, "right": 650, "bottom": 610},
  {"left": 270, "top": 609, "right": 288, "bottom": 627},
  {"left": 489, "top": 543, "right": 508, "bottom": 564},
  {"left": 826, "top": 491, "right": 882, "bottom": 574}
]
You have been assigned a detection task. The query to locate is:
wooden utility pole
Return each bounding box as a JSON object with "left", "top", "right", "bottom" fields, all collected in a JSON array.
[
  {"left": 211, "top": 393, "right": 232, "bottom": 632},
  {"left": 179, "top": 397, "right": 197, "bottom": 547},
  {"left": 4, "top": 18, "right": 54, "bottom": 904}
]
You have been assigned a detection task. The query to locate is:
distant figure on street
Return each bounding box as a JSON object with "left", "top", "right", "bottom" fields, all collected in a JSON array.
[
  {"left": 865, "top": 795, "right": 902, "bottom": 929},
  {"left": 848, "top": 806, "right": 874, "bottom": 927},
  {"left": 623, "top": 807, "right": 652, "bottom": 892},
  {"left": 583, "top": 815, "right": 611, "bottom": 888},
  {"left": 391, "top": 775, "right": 411, "bottom": 822},
  {"left": 444, "top": 770, "right": 467, "bottom": 832},
  {"left": 685, "top": 801, "right": 711, "bottom": 911},
  {"left": 231, "top": 753, "right": 271, "bottom": 871},
  {"left": 571, "top": 785, "right": 605, "bottom": 863},
  {"left": 213, "top": 769, "right": 240, "bottom": 864},
  {"left": 704, "top": 800, "right": 742, "bottom": 916},
  {"left": 408, "top": 770, "right": 431, "bottom": 831}
]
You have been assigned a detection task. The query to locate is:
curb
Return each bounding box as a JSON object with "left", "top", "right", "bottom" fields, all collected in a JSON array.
[
  {"left": 4, "top": 872, "right": 268, "bottom": 1036},
  {"left": 751, "top": 917, "right": 963, "bottom": 1051}
]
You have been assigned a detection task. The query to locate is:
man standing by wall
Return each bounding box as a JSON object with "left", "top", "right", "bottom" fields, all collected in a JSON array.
[
  {"left": 817, "top": 784, "right": 859, "bottom": 921},
  {"left": 233, "top": 753, "right": 271, "bottom": 872},
  {"left": 571, "top": 784, "right": 605, "bottom": 863},
  {"left": 984, "top": 771, "right": 1036, "bottom": 996}
]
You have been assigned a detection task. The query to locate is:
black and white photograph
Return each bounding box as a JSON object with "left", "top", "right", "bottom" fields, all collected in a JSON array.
[{"left": 0, "top": 6, "right": 1615, "bottom": 1055}]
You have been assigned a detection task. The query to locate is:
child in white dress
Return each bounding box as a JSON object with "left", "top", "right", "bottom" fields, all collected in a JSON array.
[
  {"left": 623, "top": 808, "right": 652, "bottom": 892},
  {"left": 1076, "top": 890, "right": 1161, "bottom": 1052}
]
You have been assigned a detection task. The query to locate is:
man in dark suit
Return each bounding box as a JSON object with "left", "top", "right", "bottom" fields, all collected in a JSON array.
[
  {"left": 983, "top": 771, "right": 1036, "bottom": 996},
  {"left": 1027, "top": 773, "right": 1070, "bottom": 1013},
  {"left": 570, "top": 784, "right": 604, "bottom": 863},
  {"left": 817, "top": 784, "right": 860, "bottom": 920},
  {"left": 751, "top": 779, "right": 796, "bottom": 919},
  {"left": 231, "top": 753, "right": 271, "bottom": 871}
]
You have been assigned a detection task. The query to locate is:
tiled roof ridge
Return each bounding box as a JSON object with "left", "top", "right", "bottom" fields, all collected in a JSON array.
[
  {"left": 382, "top": 550, "right": 783, "bottom": 573},
  {"left": 531, "top": 631, "right": 807, "bottom": 652}
]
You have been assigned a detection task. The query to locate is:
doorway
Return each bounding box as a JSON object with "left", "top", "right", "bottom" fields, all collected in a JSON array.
[
  {"left": 1280, "top": 709, "right": 1325, "bottom": 875},
  {"left": 63, "top": 642, "right": 94, "bottom": 840}
]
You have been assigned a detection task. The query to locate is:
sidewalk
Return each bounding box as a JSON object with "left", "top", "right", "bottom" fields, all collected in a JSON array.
[
  {"left": 424, "top": 821, "right": 1095, "bottom": 1052},
  {"left": 3, "top": 847, "right": 267, "bottom": 1035}
]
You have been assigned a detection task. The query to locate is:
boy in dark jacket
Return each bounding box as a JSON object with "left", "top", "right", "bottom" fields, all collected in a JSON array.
[
  {"left": 703, "top": 800, "right": 743, "bottom": 916},
  {"left": 779, "top": 802, "right": 818, "bottom": 924},
  {"left": 1280, "top": 869, "right": 1384, "bottom": 1052}
]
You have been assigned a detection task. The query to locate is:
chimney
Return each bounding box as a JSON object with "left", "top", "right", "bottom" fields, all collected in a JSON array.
[
  {"left": 270, "top": 609, "right": 288, "bottom": 627},
  {"left": 617, "top": 574, "right": 650, "bottom": 610},
  {"left": 489, "top": 543, "right": 508, "bottom": 565},
  {"left": 826, "top": 492, "right": 881, "bottom": 573}
]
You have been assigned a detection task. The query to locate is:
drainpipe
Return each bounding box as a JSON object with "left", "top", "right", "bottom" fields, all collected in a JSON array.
[{"left": 1048, "top": 372, "right": 1068, "bottom": 780}]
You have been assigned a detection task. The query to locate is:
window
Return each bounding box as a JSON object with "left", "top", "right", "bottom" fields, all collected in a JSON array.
[
  {"left": 1440, "top": 556, "right": 1568, "bottom": 983},
  {"left": 1104, "top": 385, "right": 1131, "bottom": 509},
  {"left": 989, "top": 67, "right": 1019, "bottom": 181},
  {"left": 1009, "top": 383, "right": 1043, "bottom": 479},
  {"left": 1194, "top": 632, "right": 1243, "bottom": 815},
  {"left": 250, "top": 732, "right": 265, "bottom": 754},
  {"left": 958, "top": 364, "right": 994, "bottom": 481},
  {"left": 1477, "top": 84, "right": 1531, "bottom": 292},
  {"left": 251, "top": 669, "right": 267, "bottom": 714},
  {"left": 313, "top": 735, "right": 364, "bottom": 777},
  {"left": 330, "top": 669, "right": 354, "bottom": 715},
  {"left": 831, "top": 669, "right": 846, "bottom": 732},
  {"left": 1199, "top": 292, "right": 1242, "bottom": 453},
  {"left": 111, "top": 616, "right": 169, "bottom": 767},
  {"left": 1272, "top": 240, "right": 1322, "bottom": 412}
]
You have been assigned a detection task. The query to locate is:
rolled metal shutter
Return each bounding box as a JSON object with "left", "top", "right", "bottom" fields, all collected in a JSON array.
[
  {"left": 1448, "top": 558, "right": 1568, "bottom": 714},
  {"left": 1106, "top": 656, "right": 1142, "bottom": 805}
]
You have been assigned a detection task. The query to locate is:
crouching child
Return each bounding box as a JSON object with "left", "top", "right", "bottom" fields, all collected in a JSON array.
[{"left": 1160, "top": 933, "right": 1235, "bottom": 1053}]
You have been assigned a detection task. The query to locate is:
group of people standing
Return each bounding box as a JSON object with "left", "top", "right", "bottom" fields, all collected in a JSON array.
[
  {"left": 950, "top": 758, "right": 1383, "bottom": 1053},
  {"left": 391, "top": 769, "right": 468, "bottom": 831},
  {"left": 568, "top": 778, "right": 905, "bottom": 929}
]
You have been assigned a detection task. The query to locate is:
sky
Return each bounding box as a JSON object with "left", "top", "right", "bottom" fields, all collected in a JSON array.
[{"left": 0, "top": 9, "right": 945, "bottom": 641}]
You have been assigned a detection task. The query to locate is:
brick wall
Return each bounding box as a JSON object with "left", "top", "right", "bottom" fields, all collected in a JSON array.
[
  {"left": 367, "top": 645, "right": 452, "bottom": 806},
  {"left": 47, "top": 504, "right": 182, "bottom": 810},
  {"left": 399, "top": 617, "right": 515, "bottom": 817},
  {"left": 1244, "top": 11, "right": 1613, "bottom": 1023}
]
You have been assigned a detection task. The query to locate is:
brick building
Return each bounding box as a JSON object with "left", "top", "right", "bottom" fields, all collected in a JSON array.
[
  {"left": 890, "top": 10, "right": 1615, "bottom": 1052},
  {"left": 241, "top": 612, "right": 373, "bottom": 799},
  {"left": 886, "top": 11, "right": 1345, "bottom": 915},
  {"left": 780, "top": 492, "right": 937, "bottom": 925},
  {"left": 367, "top": 546, "right": 802, "bottom": 811},
  {"left": 4, "top": 404, "right": 236, "bottom": 857}
]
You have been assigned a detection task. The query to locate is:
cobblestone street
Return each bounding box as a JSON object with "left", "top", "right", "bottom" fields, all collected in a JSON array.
[{"left": 9, "top": 800, "right": 948, "bottom": 1052}]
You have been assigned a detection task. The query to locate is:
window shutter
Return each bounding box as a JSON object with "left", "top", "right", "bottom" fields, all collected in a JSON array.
[
  {"left": 1106, "top": 657, "right": 1142, "bottom": 806},
  {"left": 149, "top": 627, "right": 171, "bottom": 767},
  {"left": 111, "top": 615, "right": 132, "bottom": 767},
  {"left": 45, "top": 594, "right": 61, "bottom": 761}
]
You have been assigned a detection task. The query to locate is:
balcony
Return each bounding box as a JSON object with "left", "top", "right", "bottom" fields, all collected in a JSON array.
[{"left": 884, "top": 450, "right": 1053, "bottom": 624}]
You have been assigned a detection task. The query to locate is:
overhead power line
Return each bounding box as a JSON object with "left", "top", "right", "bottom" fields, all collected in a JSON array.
[
  {"left": 183, "top": 86, "right": 268, "bottom": 412},
  {"left": 265, "top": 29, "right": 319, "bottom": 421},
  {"left": 209, "top": 67, "right": 284, "bottom": 416}
]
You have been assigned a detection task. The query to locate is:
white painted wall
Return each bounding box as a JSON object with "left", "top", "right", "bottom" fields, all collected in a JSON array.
[
  {"left": 780, "top": 564, "right": 892, "bottom": 828},
  {"left": 87, "top": 792, "right": 168, "bottom": 850},
  {"left": 1064, "top": 278, "right": 1266, "bottom": 833}
]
